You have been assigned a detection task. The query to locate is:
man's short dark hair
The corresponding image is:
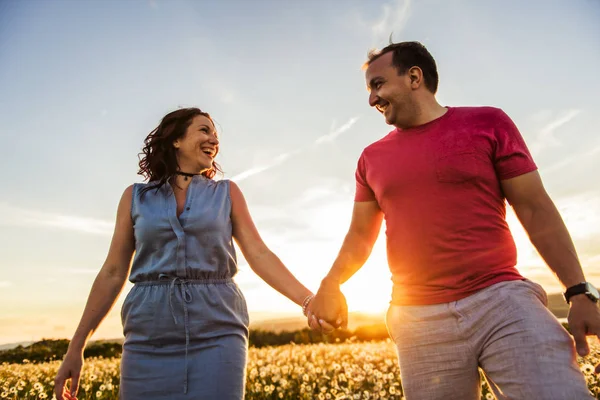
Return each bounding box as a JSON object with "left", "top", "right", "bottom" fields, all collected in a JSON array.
[{"left": 363, "top": 41, "right": 439, "bottom": 94}]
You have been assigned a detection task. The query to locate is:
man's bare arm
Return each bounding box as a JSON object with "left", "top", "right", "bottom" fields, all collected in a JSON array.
[
  {"left": 502, "top": 170, "right": 600, "bottom": 363},
  {"left": 307, "top": 201, "right": 383, "bottom": 329},
  {"left": 322, "top": 200, "right": 384, "bottom": 285},
  {"left": 501, "top": 170, "right": 584, "bottom": 287}
]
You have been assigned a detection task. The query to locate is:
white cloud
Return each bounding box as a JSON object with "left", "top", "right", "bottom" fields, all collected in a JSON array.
[
  {"left": 530, "top": 109, "right": 552, "bottom": 123},
  {"left": 369, "top": 0, "right": 412, "bottom": 46},
  {"left": 315, "top": 117, "right": 360, "bottom": 144},
  {"left": 229, "top": 150, "right": 300, "bottom": 182},
  {"left": 530, "top": 109, "right": 581, "bottom": 155},
  {"left": 507, "top": 191, "right": 600, "bottom": 286},
  {"left": 230, "top": 165, "right": 274, "bottom": 182},
  {"left": 291, "top": 185, "right": 344, "bottom": 206},
  {"left": 556, "top": 192, "right": 600, "bottom": 240},
  {"left": 0, "top": 203, "right": 113, "bottom": 236},
  {"left": 586, "top": 254, "right": 600, "bottom": 267},
  {"left": 0, "top": 281, "right": 13, "bottom": 288},
  {"left": 230, "top": 115, "right": 359, "bottom": 182},
  {"left": 544, "top": 142, "right": 600, "bottom": 174}
]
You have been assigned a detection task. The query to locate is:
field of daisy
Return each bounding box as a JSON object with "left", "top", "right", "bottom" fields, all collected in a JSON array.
[{"left": 1, "top": 339, "right": 598, "bottom": 399}]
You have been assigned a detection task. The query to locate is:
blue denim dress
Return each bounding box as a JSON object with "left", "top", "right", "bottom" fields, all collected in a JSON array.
[{"left": 119, "top": 176, "right": 249, "bottom": 399}]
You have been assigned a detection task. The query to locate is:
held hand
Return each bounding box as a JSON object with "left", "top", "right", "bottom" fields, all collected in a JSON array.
[
  {"left": 307, "top": 279, "right": 348, "bottom": 330},
  {"left": 567, "top": 295, "right": 600, "bottom": 373},
  {"left": 303, "top": 294, "right": 338, "bottom": 333},
  {"left": 54, "top": 350, "right": 84, "bottom": 400},
  {"left": 306, "top": 310, "right": 340, "bottom": 334}
]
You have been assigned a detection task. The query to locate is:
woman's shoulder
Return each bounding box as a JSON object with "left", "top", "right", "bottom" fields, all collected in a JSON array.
[
  {"left": 211, "top": 177, "right": 233, "bottom": 189},
  {"left": 217, "top": 177, "right": 232, "bottom": 183},
  {"left": 129, "top": 181, "right": 153, "bottom": 194},
  {"left": 211, "top": 178, "right": 239, "bottom": 204},
  {"left": 129, "top": 181, "right": 170, "bottom": 201},
  {"left": 134, "top": 180, "right": 170, "bottom": 190}
]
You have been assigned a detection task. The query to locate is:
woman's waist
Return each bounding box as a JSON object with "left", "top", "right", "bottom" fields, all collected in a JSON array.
[
  {"left": 133, "top": 275, "right": 234, "bottom": 286},
  {"left": 121, "top": 273, "right": 249, "bottom": 335},
  {"left": 129, "top": 268, "right": 237, "bottom": 284}
]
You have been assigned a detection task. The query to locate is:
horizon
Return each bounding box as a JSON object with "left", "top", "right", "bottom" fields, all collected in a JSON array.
[
  {"left": 1, "top": 304, "right": 573, "bottom": 349},
  {"left": 1, "top": 0, "right": 599, "bottom": 345}
]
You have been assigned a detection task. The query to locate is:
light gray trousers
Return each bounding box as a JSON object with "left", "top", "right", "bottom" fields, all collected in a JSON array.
[{"left": 386, "top": 279, "right": 593, "bottom": 400}]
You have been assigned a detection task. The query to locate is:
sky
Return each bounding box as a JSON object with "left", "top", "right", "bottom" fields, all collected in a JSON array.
[{"left": 0, "top": 0, "right": 599, "bottom": 345}]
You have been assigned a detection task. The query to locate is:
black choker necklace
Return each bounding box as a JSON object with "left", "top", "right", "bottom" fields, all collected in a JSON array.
[{"left": 175, "top": 171, "right": 202, "bottom": 181}]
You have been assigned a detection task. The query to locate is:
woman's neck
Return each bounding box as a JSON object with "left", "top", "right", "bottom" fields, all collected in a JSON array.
[{"left": 171, "top": 174, "right": 194, "bottom": 190}]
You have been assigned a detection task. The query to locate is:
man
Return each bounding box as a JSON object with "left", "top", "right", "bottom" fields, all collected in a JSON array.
[{"left": 306, "top": 41, "right": 599, "bottom": 399}]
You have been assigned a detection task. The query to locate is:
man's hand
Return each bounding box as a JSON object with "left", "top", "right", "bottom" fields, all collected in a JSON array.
[
  {"left": 307, "top": 278, "right": 348, "bottom": 332},
  {"left": 567, "top": 295, "right": 600, "bottom": 373}
]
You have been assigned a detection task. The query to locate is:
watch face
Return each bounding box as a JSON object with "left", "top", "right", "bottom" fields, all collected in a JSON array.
[{"left": 586, "top": 283, "right": 600, "bottom": 301}]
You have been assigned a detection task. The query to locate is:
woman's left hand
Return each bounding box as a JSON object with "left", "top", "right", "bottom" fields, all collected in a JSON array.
[{"left": 307, "top": 310, "right": 340, "bottom": 334}]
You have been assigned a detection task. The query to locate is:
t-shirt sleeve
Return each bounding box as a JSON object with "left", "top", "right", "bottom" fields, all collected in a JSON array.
[
  {"left": 493, "top": 109, "right": 538, "bottom": 180},
  {"left": 354, "top": 152, "right": 376, "bottom": 202}
]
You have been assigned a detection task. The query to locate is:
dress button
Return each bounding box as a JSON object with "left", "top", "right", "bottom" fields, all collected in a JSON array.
[{"left": 186, "top": 207, "right": 190, "bottom": 211}]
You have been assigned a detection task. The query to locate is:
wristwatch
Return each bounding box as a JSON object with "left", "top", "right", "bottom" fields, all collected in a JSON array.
[{"left": 564, "top": 282, "right": 600, "bottom": 304}]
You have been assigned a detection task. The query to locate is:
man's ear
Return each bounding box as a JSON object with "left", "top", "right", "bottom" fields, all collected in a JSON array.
[{"left": 408, "top": 66, "right": 423, "bottom": 89}]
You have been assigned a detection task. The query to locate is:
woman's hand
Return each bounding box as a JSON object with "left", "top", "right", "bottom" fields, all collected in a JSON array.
[
  {"left": 305, "top": 293, "right": 345, "bottom": 334},
  {"left": 307, "top": 279, "right": 348, "bottom": 331},
  {"left": 307, "top": 309, "right": 341, "bottom": 334},
  {"left": 54, "top": 350, "right": 84, "bottom": 400}
]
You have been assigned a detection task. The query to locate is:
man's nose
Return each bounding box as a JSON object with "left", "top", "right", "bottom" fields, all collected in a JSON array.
[{"left": 368, "top": 91, "right": 379, "bottom": 107}]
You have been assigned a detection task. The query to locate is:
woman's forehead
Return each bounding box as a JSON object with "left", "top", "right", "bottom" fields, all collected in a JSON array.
[{"left": 191, "top": 115, "right": 215, "bottom": 130}]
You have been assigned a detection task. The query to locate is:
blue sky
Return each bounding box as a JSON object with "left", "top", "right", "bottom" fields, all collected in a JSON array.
[{"left": 1, "top": 0, "right": 599, "bottom": 344}]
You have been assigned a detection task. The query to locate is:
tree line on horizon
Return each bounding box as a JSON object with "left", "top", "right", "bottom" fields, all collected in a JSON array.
[
  {"left": 1, "top": 323, "right": 393, "bottom": 365},
  {"left": 1, "top": 321, "right": 571, "bottom": 365}
]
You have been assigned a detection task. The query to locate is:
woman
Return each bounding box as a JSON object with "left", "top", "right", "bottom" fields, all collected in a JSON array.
[{"left": 53, "top": 108, "right": 334, "bottom": 399}]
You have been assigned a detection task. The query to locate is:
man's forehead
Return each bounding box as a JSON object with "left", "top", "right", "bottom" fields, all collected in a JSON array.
[{"left": 365, "top": 52, "right": 394, "bottom": 79}]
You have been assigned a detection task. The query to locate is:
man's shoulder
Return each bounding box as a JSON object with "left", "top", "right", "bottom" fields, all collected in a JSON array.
[
  {"left": 450, "top": 106, "right": 508, "bottom": 122},
  {"left": 452, "top": 106, "right": 509, "bottom": 125},
  {"left": 362, "top": 129, "right": 397, "bottom": 154}
]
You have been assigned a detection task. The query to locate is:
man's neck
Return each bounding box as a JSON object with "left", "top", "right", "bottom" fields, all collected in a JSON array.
[{"left": 399, "top": 100, "right": 447, "bottom": 129}]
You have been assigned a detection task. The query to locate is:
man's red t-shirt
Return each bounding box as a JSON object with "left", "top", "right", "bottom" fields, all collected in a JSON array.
[{"left": 355, "top": 106, "right": 538, "bottom": 305}]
